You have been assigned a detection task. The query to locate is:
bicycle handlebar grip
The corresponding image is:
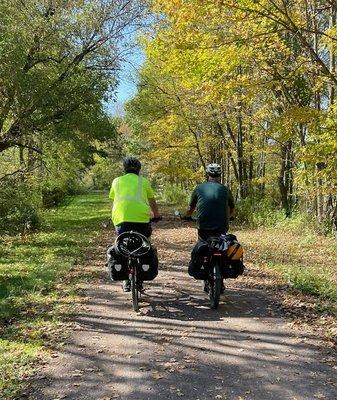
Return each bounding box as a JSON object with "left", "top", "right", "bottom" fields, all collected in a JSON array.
[{"left": 151, "top": 216, "right": 162, "bottom": 223}]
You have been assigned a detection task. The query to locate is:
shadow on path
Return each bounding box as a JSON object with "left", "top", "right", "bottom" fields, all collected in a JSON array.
[{"left": 28, "top": 224, "right": 337, "bottom": 400}]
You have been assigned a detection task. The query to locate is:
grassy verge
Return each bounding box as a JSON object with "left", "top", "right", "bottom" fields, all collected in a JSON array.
[
  {"left": 0, "top": 192, "right": 110, "bottom": 399},
  {"left": 236, "top": 226, "right": 337, "bottom": 317}
]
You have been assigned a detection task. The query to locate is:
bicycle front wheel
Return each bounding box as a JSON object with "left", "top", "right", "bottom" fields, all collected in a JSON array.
[
  {"left": 131, "top": 273, "right": 139, "bottom": 312},
  {"left": 209, "top": 260, "right": 222, "bottom": 309}
]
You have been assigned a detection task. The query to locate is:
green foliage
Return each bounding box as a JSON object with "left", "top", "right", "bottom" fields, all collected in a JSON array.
[
  {"left": 0, "top": 0, "right": 138, "bottom": 153},
  {"left": 0, "top": 180, "right": 42, "bottom": 234},
  {"left": 239, "top": 226, "right": 337, "bottom": 316},
  {"left": 0, "top": 0, "right": 141, "bottom": 237},
  {"left": 41, "top": 187, "right": 69, "bottom": 208},
  {"left": 159, "top": 183, "right": 190, "bottom": 206},
  {"left": 0, "top": 192, "right": 110, "bottom": 399},
  {"left": 285, "top": 268, "right": 337, "bottom": 302},
  {"left": 84, "top": 155, "right": 123, "bottom": 190},
  {"left": 0, "top": 339, "right": 40, "bottom": 399},
  {"left": 126, "top": 0, "right": 337, "bottom": 230},
  {"left": 234, "top": 196, "right": 325, "bottom": 235}
]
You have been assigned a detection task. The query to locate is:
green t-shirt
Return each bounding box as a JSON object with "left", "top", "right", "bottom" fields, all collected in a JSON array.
[
  {"left": 109, "top": 173, "right": 155, "bottom": 226},
  {"left": 189, "top": 181, "right": 235, "bottom": 232}
]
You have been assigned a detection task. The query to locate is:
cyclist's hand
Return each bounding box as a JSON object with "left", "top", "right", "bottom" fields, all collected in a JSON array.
[{"left": 151, "top": 216, "right": 162, "bottom": 223}]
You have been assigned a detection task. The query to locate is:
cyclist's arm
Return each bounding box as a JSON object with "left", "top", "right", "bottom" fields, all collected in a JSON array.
[
  {"left": 108, "top": 181, "right": 115, "bottom": 220},
  {"left": 229, "top": 207, "right": 235, "bottom": 217},
  {"left": 145, "top": 179, "right": 161, "bottom": 219},
  {"left": 185, "top": 205, "right": 195, "bottom": 217},
  {"left": 185, "top": 187, "right": 197, "bottom": 216},
  {"left": 228, "top": 188, "right": 235, "bottom": 218},
  {"left": 149, "top": 198, "right": 160, "bottom": 219},
  {"left": 109, "top": 180, "right": 116, "bottom": 201}
]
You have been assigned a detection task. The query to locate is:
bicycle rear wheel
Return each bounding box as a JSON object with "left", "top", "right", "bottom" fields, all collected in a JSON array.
[
  {"left": 131, "top": 273, "right": 139, "bottom": 312},
  {"left": 209, "top": 260, "right": 222, "bottom": 309}
]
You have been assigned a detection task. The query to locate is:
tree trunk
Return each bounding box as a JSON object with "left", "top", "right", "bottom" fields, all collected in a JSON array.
[
  {"left": 236, "top": 109, "right": 247, "bottom": 199},
  {"left": 278, "top": 140, "right": 293, "bottom": 217}
]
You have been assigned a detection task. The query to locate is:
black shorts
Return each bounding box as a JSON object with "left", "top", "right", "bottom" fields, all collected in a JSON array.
[
  {"left": 115, "top": 222, "right": 152, "bottom": 238},
  {"left": 198, "top": 229, "right": 226, "bottom": 241}
]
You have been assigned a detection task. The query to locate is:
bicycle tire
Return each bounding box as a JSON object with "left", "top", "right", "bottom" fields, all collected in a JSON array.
[
  {"left": 131, "top": 273, "right": 139, "bottom": 312},
  {"left": 209, "top": 260, "right": 222, "bottom": 309}
]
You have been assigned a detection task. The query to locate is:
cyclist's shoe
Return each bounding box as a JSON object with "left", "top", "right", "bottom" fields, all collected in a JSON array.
[
  {"left": 122, "top": 279, "right": 131, "bottom": 292},
  {"left": 203, "top": 280, "right": 210, "bottom": 293}
]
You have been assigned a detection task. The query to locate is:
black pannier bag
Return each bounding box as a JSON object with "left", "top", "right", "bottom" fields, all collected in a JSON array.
[
  {"left": 222, "top": 259, "right": 245, "bottom": 279},
  {"left": 107, "top": 245, "right": 129, "bottom": 281},
  {"left": 138, "top": 246, "right": 159, "bottom": 281},
  {"left": 189, "top": 235, "right": 245, "bottom": 280},
  {"left": 188, "top": 240, "right": 210, "bottom": 280}
]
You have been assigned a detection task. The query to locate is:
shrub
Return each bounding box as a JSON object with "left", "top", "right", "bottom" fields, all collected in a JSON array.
[
  {"left": 285, "top": 268, "right": 337, "bottom": 301},
  {"left": 235, "top": 197, "right": 284, "bottom": 227},
  {"left": 160, "top": 183, "right": 190, "bottom": 206},
  {"left": 42, "top": 187, "right": 68, "bottom": 208},
  {"left": 0, "top": 180, "right": 42, "bottom": 234}
]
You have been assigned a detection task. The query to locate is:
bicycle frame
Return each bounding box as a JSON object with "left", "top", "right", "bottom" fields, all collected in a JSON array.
[
  {"left": 127, "top": 257, "right": 141, "bottom": 280},
  {"left": 210, "top": 253, "right": 223, "bottom": 274}
]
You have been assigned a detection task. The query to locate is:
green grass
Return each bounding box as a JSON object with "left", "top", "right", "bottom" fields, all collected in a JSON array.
[
  {"left": 0, "top": 192, "right": 110, "bottom": 399},
  {"left": 237, "top": 226, "right": 337, "bottom": 314}
]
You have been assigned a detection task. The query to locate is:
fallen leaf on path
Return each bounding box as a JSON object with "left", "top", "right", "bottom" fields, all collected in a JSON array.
[
  {"left": 71, "top": 373, "right": 83, "bottom": 377},
  {"left": 152, "top": 371, "right": 164, "bottom": 380}
]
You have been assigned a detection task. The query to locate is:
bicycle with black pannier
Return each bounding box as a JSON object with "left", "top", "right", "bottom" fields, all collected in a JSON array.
[
  {"left": 179, "top": 213, "right": 245, "bottom": 309},
  {"left": 107, "top": 217, "right": 161, "bottom": 312}
]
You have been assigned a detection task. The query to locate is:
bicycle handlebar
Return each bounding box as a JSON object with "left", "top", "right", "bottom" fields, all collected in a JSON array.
[
  {"left": 175, "top": 211, "right": 196, "bottom": 222},
  {"left": 181, "top": 215, "right": 194, "bottom": 221},
  {"left": 150, "top": 216, "right": 163, "bottom": 223}
]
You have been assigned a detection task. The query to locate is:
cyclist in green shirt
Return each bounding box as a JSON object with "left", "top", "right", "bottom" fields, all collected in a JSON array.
[
  {"left": 109, "top": 157, "right": 161, "bottom": 291},
  {"left": 184, "top": 163, "right": 235, "bottom": 240},
  {"left": 184, "top": 163, "right": 235, "bottom": 293}
]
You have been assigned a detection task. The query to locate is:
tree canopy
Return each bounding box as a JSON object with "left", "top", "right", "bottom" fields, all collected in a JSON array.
[{"left": 126, "top": 0, "right": 337, "bottom": 231}]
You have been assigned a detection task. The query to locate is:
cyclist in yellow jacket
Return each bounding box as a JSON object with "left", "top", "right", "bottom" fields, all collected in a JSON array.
[{"left": 109, "top": 157, "right": 161, "bottom": 291}]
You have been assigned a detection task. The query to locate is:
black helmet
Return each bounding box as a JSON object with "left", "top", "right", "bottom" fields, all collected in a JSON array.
[
  {"left": 123, "top": 157, "right": 141, "bottom": 174},
  {"left": 206, "top": 163, "right": 222, "bottom": 177}
]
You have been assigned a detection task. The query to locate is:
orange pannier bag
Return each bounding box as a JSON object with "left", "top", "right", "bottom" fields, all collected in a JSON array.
[{"left": 220, "top": 234, "right": 243, "bottom": 260}]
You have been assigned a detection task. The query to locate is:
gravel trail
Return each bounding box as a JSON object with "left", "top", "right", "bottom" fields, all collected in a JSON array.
[{"left": 29, "top": 221, "right": 337, "bottom": 400}]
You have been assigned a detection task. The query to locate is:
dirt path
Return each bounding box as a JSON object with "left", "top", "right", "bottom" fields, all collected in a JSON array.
[{"left": 29, "top": 221, "right": 337, "bottom": 400}]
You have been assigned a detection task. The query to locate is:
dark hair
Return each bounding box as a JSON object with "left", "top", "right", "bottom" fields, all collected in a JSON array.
[{"left": 123, "top": 157, "right": 141, "bottom": 174}]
